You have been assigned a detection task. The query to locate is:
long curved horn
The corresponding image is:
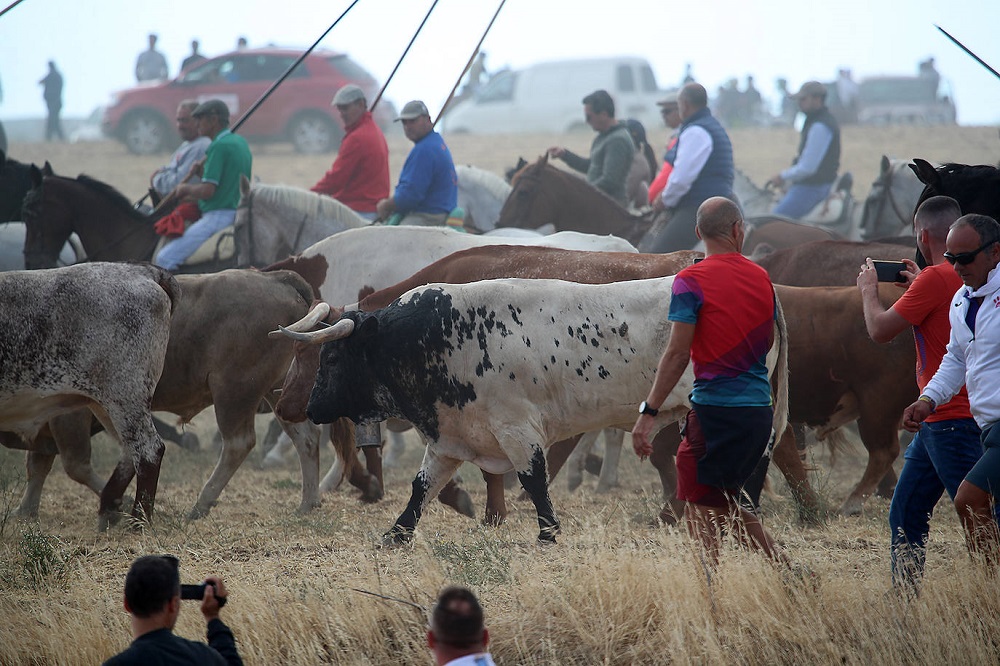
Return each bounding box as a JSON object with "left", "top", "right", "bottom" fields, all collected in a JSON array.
[
  {"left": 342, "top": 302, "right": 359, "bottom": 312},
  {"left": 272, "top": 318, "right": 355, "bottom": 344},
  {"left": 281, "top": 302, "right": 332, "bottom": 333}
]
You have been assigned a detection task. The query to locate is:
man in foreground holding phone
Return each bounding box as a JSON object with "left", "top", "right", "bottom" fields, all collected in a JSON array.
[
  {"left": 903, "top": 213, "right": 1000, "bottom": 569},
  {"left": 104, "top": 555, "right": 243, "bottom": 666},
  {"left": 859, "top": 197, "right": 993, "bottom": 593}
]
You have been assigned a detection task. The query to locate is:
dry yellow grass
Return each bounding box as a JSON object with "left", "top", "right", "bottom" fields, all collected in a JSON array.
[
  {"left": 0, "top": 423, "right": 997, "bottom": 665},
  {"left": 3, "top": 129, "right": 1000, "bottom": 664}
]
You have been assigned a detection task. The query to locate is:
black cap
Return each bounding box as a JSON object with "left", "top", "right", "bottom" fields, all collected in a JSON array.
[{"left": 192, "top": 99, "right": 230, "bottom": 122}]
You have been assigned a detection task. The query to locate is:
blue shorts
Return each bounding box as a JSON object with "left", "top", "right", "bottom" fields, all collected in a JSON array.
[{"left": 965, "top": 423, "right": 1000, "bottom": 496}]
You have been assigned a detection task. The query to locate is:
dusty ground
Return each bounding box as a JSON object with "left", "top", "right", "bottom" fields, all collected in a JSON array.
[{"left": 8, "top": 124, "right": 999, "bottom": 207}]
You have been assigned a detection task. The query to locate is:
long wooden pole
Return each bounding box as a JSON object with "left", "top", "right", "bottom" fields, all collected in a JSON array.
[{"left": 434, "top": 0, "right": 507, "bottom": 127}]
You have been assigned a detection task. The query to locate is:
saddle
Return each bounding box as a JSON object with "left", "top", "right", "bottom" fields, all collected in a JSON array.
[{"left": 798, "top": 173, "right": 855, "bottom": 236}]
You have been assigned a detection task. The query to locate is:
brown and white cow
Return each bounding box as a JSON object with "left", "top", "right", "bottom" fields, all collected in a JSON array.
[
  {"left": 0, "top": 262, "right": 175, "bottom": 528},
  {"left": 16, "top": 269, "right": 324, "bottom": 523}
]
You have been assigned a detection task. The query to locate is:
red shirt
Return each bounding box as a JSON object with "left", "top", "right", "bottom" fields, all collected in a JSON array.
[
  {"left": 892, "top": 262, "right": 972, "bottom": 422},
  {"left": 310, "top": 111, "right": 390, "bottom": 213}
]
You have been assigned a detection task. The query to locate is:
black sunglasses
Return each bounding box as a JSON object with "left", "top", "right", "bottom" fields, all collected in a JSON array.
[{"left": 944, "top": 240, "right": 997, "bottom": 266}]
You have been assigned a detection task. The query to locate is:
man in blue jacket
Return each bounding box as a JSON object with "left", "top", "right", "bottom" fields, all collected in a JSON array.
[{"left": 376, "top": 100, "right": 457, "bottom": 226}]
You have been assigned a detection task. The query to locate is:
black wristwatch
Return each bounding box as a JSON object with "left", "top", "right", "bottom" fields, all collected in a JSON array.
[{"left": 639, "top": 401, "right": 659, "bottom": 417}]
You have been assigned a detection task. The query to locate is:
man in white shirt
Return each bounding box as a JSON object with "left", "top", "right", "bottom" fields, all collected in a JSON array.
[
  {"left": 427, "top": 586, "right": 496, "bottom": 666},
  {"left": 150, "top": 100, "right": 210, "bottom": 200}
]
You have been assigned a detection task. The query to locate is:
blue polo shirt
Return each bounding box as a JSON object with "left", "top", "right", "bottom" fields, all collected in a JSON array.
[{"left": 393, "top": 130, "right": 457, "bottom": 215}]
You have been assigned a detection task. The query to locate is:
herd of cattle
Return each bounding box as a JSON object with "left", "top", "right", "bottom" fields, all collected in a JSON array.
[{"left": 0, "top": 217, "right": 921, "bottom": 543}]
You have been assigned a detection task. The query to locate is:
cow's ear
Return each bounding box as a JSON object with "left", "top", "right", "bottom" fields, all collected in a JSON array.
[
  {"left": 357, "top": 315, "right": 379, "bottom": 339},
  {"left": 42, "top": 161, "right": 54, "bottom": 177},
  {"left": 910, "top": 158, "right": 939, "bottom": 187}
]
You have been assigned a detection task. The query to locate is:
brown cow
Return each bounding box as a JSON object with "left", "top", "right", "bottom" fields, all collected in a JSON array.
[{"left": 17, "top": 269, "right": 326, "bottom": 522}]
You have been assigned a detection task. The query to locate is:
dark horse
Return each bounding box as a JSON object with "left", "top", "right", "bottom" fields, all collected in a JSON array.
[
  {"left": 0, "top": 150, "right": 52, "bottom": 222},
  {"left": 21, "top": 169, "right": 231, "bottom": 272},
  {"left": 495, "top": 155, "right": 652, "bottom": 247}
]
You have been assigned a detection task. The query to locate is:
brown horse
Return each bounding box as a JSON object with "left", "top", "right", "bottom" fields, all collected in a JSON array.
[{"left": 495, "top": 155, "right": 651, "bottom": 247}]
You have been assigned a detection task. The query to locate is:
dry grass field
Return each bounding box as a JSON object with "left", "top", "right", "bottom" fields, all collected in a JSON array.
[{"left": 2, "top": 126, "right": 1000, "bottom": 665}]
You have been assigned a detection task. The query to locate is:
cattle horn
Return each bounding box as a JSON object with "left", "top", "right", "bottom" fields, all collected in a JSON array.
[
  {"left": 273, "top": 317, "right": 355, "bottom": 344},
  {"left": 276, "top": 302, "right": 332, "bottom": 335}
]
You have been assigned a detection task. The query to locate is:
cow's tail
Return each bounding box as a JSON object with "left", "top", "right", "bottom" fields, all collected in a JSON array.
[
  {"left": 771, "top": 293, "right": 789, "bottom": 440},
  {"left": 150, "top": 265, "right": 180, "bottom": 314}
]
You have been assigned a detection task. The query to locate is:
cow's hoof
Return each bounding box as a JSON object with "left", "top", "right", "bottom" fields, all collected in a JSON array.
[
  {"left": 482, "top": 510, "right": 506, "bottom": 527},
  {"left": 187, "top": 504, "right": 212, "bottom": 521},
  {"left": 296, "top": 500, "right": 322, "bottom": 515},
  {"left": 537, "top": 522, "right": 561, "bottom": 544},
  {"left": 379, "top": 526, "right": 414, "bottom": 548},
  {"left": 453, "top": 490, "right": 475, "bottom": 519},
  {"left": 360, "top": 478, "right": 384, "bottom": 503},
  {"left": 584, "top": 453, "right": 603, "bottom": 476},
  {"left": 838, "top": 498, "right": 864, "bottom": 517}
]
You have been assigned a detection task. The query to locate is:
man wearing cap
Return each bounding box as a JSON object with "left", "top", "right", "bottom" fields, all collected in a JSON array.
[
  {"left": 643, "top": 82, "right": 734, "bottom": 253},
  {"left": 765, "top": 80, "right": 841, "bottom": 220},
  {"left": 547, "top": 89, "right": 635, "bottom": 208},
  {"left": 310, "top": 84, "right": 389, "bottom": 220},
  {"left": 154, "top": 99, "right": 252, "bottom": 271},
  {"left": 376, "top": 100, "right": 457, "bottom": 226},
  {"left": 150, "top": 100, "right": 210, "bottom": 200},
  {"left": 647, "top": 90, "right": 682, "bottom": 204}
]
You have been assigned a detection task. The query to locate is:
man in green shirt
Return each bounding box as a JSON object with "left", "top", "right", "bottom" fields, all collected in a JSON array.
[
  {"left": 547, "top": 89, "right": 635, "bottom": 207},
  {"left": 155, "top": 99, "right": 252, "bottom": 271}
]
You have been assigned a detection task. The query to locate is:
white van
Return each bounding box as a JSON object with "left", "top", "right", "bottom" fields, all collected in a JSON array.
[{"left": 439, "top": 56, "right": 668, "bottom": 135}]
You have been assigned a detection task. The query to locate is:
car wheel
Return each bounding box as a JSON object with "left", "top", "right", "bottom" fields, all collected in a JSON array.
[
  {"left": 121, "top": 111, "right": 171, "bottom": 155},
  {"left": 288, "top": 112, "right": 342, "bottom": 154}
]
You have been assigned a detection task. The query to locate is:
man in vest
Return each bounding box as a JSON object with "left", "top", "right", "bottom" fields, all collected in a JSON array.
[
  {"left": 644, "top": 83, "right": 734, "bottom": 253},
  {"left": 766, "top": 81, "right": 841, "bottom": 220}
]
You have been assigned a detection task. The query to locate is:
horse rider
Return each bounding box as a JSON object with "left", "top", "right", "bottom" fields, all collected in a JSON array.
[
  {"left": 154, "top": 99, "right": 251, "bottom": 271},
  {"left": 310, "top": 84, "right": 389, "bottom": 221},
  {"left": 647, "top": 90, "right": 682, "bottom": 205},
  {"left": 149, "top": 100, "right": 210, "bottom": 203},
  {"left": 644, "top": 82, "right": 735, "bottom": 253},
  {"left": 376, "top": 100, "right": 457, "bottom": 227},
  {"left": 547, "top": 89, "right": 635, "bottom": 208},
  {"left": 766, "top": 81, "right": 841, "bottom": 220}
]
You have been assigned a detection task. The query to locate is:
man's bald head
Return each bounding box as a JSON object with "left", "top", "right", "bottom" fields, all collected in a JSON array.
[
  {"left": 696, "top": 196, "right": 743, "bottom": 240},
  {"left": 679, "top": 83, "right": 708, "bottom": 110}
]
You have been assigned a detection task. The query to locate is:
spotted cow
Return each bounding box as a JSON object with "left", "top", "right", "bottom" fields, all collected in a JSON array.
[{"left": 0, "top": 262, "right": 175, "bottom": 528}]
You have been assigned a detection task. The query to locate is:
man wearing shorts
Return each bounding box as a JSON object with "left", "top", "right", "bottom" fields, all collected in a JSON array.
[
  {"left": 904, "top": 213, "right": 1000, "bottom": 565},
  {"left": 632, "top": 196, "right": 787, "bottom": 565}
]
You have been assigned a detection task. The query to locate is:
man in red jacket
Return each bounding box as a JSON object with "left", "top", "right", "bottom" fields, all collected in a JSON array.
[{"left": 310, "top": 84, "right": 390, "bottom": 220}]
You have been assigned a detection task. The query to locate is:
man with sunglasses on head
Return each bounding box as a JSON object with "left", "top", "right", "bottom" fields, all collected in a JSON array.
[
  {"left": 903, "top": 213, "right": 1000, "bottom": 567},
  {"left": 858, "top": 197, "right": 994, "bottom": 594},
  {"left": 104, "top": 555, "right": 242, "bottom": 665}
]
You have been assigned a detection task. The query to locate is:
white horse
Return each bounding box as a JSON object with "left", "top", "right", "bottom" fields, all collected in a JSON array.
[
  {"left": 456, "top": 164, "right": 511, "bottom": 233},
  {"left": 234, "top": 177, "right": 371, "bottom": 266},
  {"left": 858, "top": 156, "right": 926, "bottom": 240}
]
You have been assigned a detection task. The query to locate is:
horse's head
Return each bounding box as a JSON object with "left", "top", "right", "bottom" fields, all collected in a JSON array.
[
  {"left": 495, "top": 155, "right": 557, "bottom": 229},
  {"left": 910, "top": 159, "right": 1000, "bottom": 222},
  {"left": 859, "top": 156, "right": 924, "bottom": 240},
  {"left": 21, "top": 172, "right": 75, "bottom": 269}
]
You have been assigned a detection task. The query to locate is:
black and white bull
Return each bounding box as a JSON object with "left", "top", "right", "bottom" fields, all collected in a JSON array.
[
  {"left": 0, "top": 262, "right": 175, "bottom": 528},
  {"left": 280, "top": 276, "right": 789, "bottom": 545}
]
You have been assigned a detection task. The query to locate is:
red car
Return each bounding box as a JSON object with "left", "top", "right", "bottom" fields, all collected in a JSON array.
[{"left": 102, "top": 48, "right": 390, "bottom": 155}]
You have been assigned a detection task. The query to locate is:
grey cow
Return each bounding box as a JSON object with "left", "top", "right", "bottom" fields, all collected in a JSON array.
[{"left": 0, "top": 262, "right": 175, "bottom": 528}]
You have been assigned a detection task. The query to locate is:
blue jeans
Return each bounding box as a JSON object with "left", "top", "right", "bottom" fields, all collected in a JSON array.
[
  {"left": 155, "top": 208, "right": 235, "bottom": 271},
  {"left": 889, "top": 418, "right": 986, "bottom": 591},
  {"left": 772, "top": 182, "right": 832, "bottom": 219}
]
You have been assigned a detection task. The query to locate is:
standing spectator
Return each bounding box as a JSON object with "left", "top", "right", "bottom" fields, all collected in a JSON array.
[
  {"left": 135, "top": 33, "right": 168, "bottom": 82},
  {"left": 918, "top": 57, "right": 940, "bottom": 96},
  {"left": 647, "top": 91, "right": 682, "bottom": 204},
  {"left": 858, "top": 196, "right": 996, "bottom": 594},
  {"left": 181, "top": 40, "right": 207, "bottom": 73},
  {"left": 836, "top": 68, "right": 860, "bottom": 124},
  {"left": 150, "top": 100, "right": 211, "bottom": 200},
  {"left": 775, "top": 77, "right": 797, "bottom": 126},
  {"left": 743, "top": 75, "right": 762, "bottom": 124},
  {"left": 632, "top": 197, "right": 789, "bottom": 567},
  {"left": 310, "top": 84, "right": 389, "bottom": 220},
  {"left": 462, "top": 51, "right": 488, "bottom": 97},
  {"left": 103, "top": 554, "right": 242, "bottom": 666},
  {"left": 236, "top": 36, "right": 248, "bottom": 50},
  {"left": 682, "top": 63, "right": 695, "bottom": 85},
  {"left": 644, "top": 83, "right": 734, "bottom": 253},
  {"left": 154, "top": 99, "right": 251, "bottom": 271},
  {"left": 427, "top": 586, "right": 495, "bottom": 666},
  {"left": 766, "top": 81, "right": 840, "bottom": 220},
  {"left": 376, "top": 100, "right": 457, "bottom": 226},
  {"left": 547, "top": 89, "right": 635, "bottom": 207},
  {"left": 903, "top": 213, "right": 1000, "bottom": 566},
  {"left": 39, "top": 60, "right": 64, "bottom": 142}
]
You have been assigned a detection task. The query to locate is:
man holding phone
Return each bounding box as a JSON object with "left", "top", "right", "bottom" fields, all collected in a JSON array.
[
  {"left": 858, "top": 196, "right": 988, "bottom": 594},
  {"left": 104, "top": 555, "right": 243, "bottom": 666}
]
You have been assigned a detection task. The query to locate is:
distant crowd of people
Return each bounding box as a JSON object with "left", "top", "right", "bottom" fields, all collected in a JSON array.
[{"left": 135, "top": 32, "right": 251, "bottom": 83}]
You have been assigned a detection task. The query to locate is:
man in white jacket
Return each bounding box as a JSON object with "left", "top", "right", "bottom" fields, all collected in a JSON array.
[{"left": 904, "top": 213, "right": 1000, "bottom": 563}]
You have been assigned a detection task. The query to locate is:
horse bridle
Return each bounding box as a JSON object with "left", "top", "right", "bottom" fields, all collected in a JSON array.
[{"left": 863, "top": 164, "right": 913, "bottom": 236}]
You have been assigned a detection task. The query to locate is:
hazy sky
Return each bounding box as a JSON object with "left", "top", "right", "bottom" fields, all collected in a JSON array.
[{"left": 1, "top": 0, "right": 999, "bottom": 125}]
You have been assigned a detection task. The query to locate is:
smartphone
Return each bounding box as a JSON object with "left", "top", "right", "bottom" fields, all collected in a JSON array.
[
  {"left": 180, "top": 581, "right": 227, "bottom": 607},
  {"left": 872, "top": 260, "right": 906, "bottom": 282}
]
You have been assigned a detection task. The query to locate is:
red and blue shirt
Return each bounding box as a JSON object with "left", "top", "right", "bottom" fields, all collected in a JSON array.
[{"left": 669, "top": 252, "right": 775, "bottom": 407}]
